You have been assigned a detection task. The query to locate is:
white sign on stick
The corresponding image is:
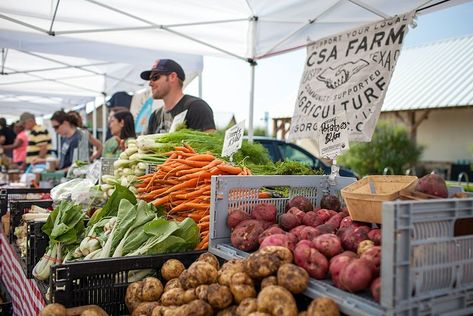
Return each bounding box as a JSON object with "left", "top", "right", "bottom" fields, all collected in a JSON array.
[
  {"left": 288, "top": 11, "right": 415, "bottom": 155},
  {"left": 169, "top": 110, "right": 188, "bottom": 133},
  {"left": 318, "top": 112, "right": 350, "bottom": 159},
  {"left": 222, "top": 120, "right": 245, "bottom": 158}
]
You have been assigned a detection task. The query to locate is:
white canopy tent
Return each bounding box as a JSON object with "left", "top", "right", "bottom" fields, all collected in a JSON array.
[
  {"left": 0, "top": 0, "right": 467, "bottom": 139},
  {"left": 0, "top": 29, "right": 203, "bottom": 141}
]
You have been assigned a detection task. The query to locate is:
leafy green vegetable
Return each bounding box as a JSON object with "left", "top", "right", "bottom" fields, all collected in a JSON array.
[{"left": 89, "top": 184, "right": 136, "bottom": 226}]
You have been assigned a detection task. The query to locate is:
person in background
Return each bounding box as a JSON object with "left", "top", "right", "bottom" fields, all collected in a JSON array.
[
  {"left": 0, "top": 121, "right": 28, "bottom": 170},
  {"left": 68, "top": 110, "right": 103, "bottom": 161},
  {"left": 19, "top": 112, "right": 52, "bottom": 165},
  {"left": 141, "top": 59, "right": 216, "bottom": 134},
  {"left": 0, "top": 117, "right": 16, "bottom": 158},
  {"left": 103, "top": 111, "right": 136, "bottom": 158},
  {"left": 32, "top": 111, "right": 84, "bottom": 171}
]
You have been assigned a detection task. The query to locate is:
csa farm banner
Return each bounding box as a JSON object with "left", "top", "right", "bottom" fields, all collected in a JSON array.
[{"left": 288, "top": 11, "right": 415, "bottom": 155}]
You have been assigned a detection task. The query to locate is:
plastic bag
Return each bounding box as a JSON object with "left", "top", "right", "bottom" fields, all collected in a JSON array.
[{"left": 66, "top": 160, "right": 101, "bottom": 183}]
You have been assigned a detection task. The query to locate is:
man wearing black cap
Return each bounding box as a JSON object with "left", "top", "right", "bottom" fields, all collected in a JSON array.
[{"left": 140, "top": 59, "right": 216, "bottom": 134}]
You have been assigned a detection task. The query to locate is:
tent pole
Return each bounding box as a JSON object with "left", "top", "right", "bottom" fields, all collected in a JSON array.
[
  {"left": 248, "top": 15, "right": 258, "bottom": 144},
  {"left": 93, "top": 101, "right": 97, "bottom": 139},
  {"left": 198, "top": 73, "right": 203, "bottom": 98},
  {"left": 248, "top": 62, "right": 256, "bottom": 143},
  {"left": 102, "top": 93, "right": 107, "bottom": 144}
]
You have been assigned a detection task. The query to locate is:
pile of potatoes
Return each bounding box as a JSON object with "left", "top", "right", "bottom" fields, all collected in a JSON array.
[{"left": 125, "top": 248, "right": 340, "bottom": 316}]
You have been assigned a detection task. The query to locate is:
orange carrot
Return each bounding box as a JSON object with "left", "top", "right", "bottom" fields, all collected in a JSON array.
[
  {"left": 151, "top": 195, "right": 171, "bottom": 206},
  {"left": 216, "top": 164, "right": 242, "bottom": 175},
  {"left": 178, "top": 171, "right": 212, "bottom": 181},
  {"left": 199, "top": 215, "right": 210, "bottom": 223},
  {"left": 183, "top": 143, "right": 196, "bottom": 153},
  {"left": 186, "top": 154, "right": 216, "bottom": 162},
  {"left": 163, "top": 178, "right": 199, "bottom": 195},
  {"left": 174, "top": 159, "right": 209, "bottom": 168},
  {"left": 197, "top": 222, "right": 210, "bottom": 230},
  {"left": 203, "top": 159, "right": 224, "bottom": 170}
]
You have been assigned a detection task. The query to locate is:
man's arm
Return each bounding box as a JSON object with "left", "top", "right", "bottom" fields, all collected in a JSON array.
[{"left": 0, "top": 135, "right": 5, "bottom": 145}]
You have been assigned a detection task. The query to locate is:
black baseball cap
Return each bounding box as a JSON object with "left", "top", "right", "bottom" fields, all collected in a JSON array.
[{"left": 140, "top": 59, "right": 186, "bottom": 81}]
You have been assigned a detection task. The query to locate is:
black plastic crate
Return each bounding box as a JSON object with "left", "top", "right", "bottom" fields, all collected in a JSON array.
[
  {"left": 0, "top": 188, "right": 51, "bottom": 217},
  {"left": 26, "top": 221, "right": 48, "bottom": 279},
  {"left": 9, "top": 199, "right": 53, "bottom": 244},
  {"left": 0, "top": 279, "right": 12, "bottom": 316},
  {"left": 50, "top": 251, "right": 205, "bottom": 315}
]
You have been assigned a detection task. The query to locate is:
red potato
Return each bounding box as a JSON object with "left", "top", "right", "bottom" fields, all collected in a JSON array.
[
  {"left": 251, "top": 203, "right": 277, "bottom": 224},
  {"left": 329, "top": 251, "right": 358, "bottom": 265},
  {"left": 258, "top": 227, "right": 286, "bottom": 244},
  {"left": 285, "top": 195, "right": 313, "bottom": 212},
  {"left": 339, "top": 258, "right": 374, "bottom": 292},
  {"left": 302, "top": 211, "right": 323, "bottom": 227},
  {"left": 286, "top": 233, "right": 298, "bottom": 250},
  {"left": 339, "top": 217, "right": 353, "bottom": 229},
  {"left": 325, "top": 212, "right": 347, "bottom": 229},
  {"left": 361, "top": 246, "right": 381, "bottom": 277},
  {"left": 231, "top": 220, "right": 265, "bottom": 251},
  {"left": 227, "top": 208, "right": 251, "bottom": 229},
  {"left": 300, "top": 226, "right": 322, "bottom": 241},
  {"left": 371, "top": 277, "right": 381, "bottom": 302},
  {"left": 315, "top": 209, "right": 336, "bottom": 224},
  {"left": 320, "top": 194, "right": 341, "bottom": 211},
  {"left": 287, "top": 207, "right": 306, "bottom": 222},
  {"left": 290, "top": 225, "right": 308, "bottom": 241},
  {"left": 329, "top": 254, "right": 355, "bottom": 288},
  {"left": 296, "top": 239, "right": 314, "bottom": 248},
  {"left": 368, "top": 228, "right": 382, "bottom": 245},
  {"left": 341, "top": 226, "right": 370, "bottom": 252},
  {"left": 314, "top": 223, "right": 336, "bottom": 236},
  {"left": 259, "top": 234, "right": 295, "bottom": 251},
  {"left": 313, "top": 234, "right": 343, "bottom": 258},
  {"left": 279, "top": 213, "right": 301, "bottom": 231},
  {"left": 293, "top": 243, "right": 329, "bottom": 279}
]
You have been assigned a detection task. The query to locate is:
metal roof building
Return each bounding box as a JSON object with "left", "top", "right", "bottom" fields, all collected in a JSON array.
[{"left": 383, "top": 34, "right": 473, "bottom": 112}]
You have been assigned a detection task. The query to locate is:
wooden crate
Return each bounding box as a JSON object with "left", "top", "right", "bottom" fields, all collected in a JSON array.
[{"left": 340, "top": 175, "right": 418, "bottom": 223}]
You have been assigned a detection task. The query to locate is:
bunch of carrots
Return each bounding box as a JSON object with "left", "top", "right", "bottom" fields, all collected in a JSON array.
[{"left": 135, "top": 144, "right": 251, "bottom": 250}]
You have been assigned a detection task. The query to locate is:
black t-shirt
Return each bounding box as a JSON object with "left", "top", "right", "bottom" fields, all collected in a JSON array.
[
  {"left": 146, "top": 95, "right": 216, "bottom": 134},
  {"left": 0, "top": 127, "right": 16, "bottom": 145}
]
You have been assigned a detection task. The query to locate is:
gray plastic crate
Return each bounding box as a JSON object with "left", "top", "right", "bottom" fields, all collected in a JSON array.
[
  {"left": 208, "top": 175, "right": 473, "bottom": 316},
  {"left": 100, "top": 157, "right": 116, "bottom": 177},
  {"left": 208, "top": 175, "right": 356, "bottom": 260}
]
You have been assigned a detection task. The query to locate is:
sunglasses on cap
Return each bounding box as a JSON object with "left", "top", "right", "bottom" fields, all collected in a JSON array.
[{"left": 149, "top": 72, "right": 171, "bottom": 81}]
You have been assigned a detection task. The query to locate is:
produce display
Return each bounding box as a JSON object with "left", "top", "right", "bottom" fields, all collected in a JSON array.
[
  {"left": 227, "top": 194, "right": 383, "bottom": 302},
  {"left": 123, "top": 250, "right": 341, "bottom": 316},
  {"left": 135, "top": 144, "right": 252, "bottom": 250}
]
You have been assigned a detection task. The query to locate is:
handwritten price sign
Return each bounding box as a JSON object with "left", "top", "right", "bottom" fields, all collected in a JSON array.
[
  {"left": 222, "top": 120, "right": 245, "bottom": 158},
  {"left": 318, "top": 112, "right": 349, "bottom": 159}
]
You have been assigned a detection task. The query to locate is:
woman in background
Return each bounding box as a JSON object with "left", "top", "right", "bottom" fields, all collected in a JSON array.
[
  {"left": 0, "top": 121, "right": 28, "bottom": 169},
  {"left": 32, "top": 111, "right": 85, "bottom": 171},
  {"left": 68, "top": 111, "right": 103, "bottom": 161},
  {"left": 103, "top": 111, "right": 136, "bottom": 158}
]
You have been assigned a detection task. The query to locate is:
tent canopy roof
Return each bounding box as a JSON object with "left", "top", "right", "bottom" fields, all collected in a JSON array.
[{"left": 0, "top": 0, "right": 464, "bottom": 61}]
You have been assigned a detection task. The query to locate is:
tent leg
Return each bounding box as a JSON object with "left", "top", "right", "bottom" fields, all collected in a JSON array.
[
  {"left": 248, "top": 62, "right": 256, "bottom": 143},
  {"left": 198, "top": 73, "right": 203, "bottom": 98},
  {"left": 93, "top": 102, "right": 97, "bottom": 139},
  {"left": 102, "top": 93, "right": 107, "bottom": 143}
]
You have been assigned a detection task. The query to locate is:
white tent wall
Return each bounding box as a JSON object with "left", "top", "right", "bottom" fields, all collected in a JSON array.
[{"left": 0, "top": 0, "right": 468, "bottom": 140}]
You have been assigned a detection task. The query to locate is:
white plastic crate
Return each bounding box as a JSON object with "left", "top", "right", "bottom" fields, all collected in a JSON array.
[
  {"left": 208, "top": 175, "right": 473, "bottom": 316},
  {"left": 208, "top": 175, "right": 356, "bottom": 260}
]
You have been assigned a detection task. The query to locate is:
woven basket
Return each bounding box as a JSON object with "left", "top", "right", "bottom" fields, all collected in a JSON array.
[{"left": 341, "top": 175, "right": 418, "bottom": 223}]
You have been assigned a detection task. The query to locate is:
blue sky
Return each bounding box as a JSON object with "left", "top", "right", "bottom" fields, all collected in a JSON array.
[{"left": 186, "top": 1, "right": 473, "bottom": 131}]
